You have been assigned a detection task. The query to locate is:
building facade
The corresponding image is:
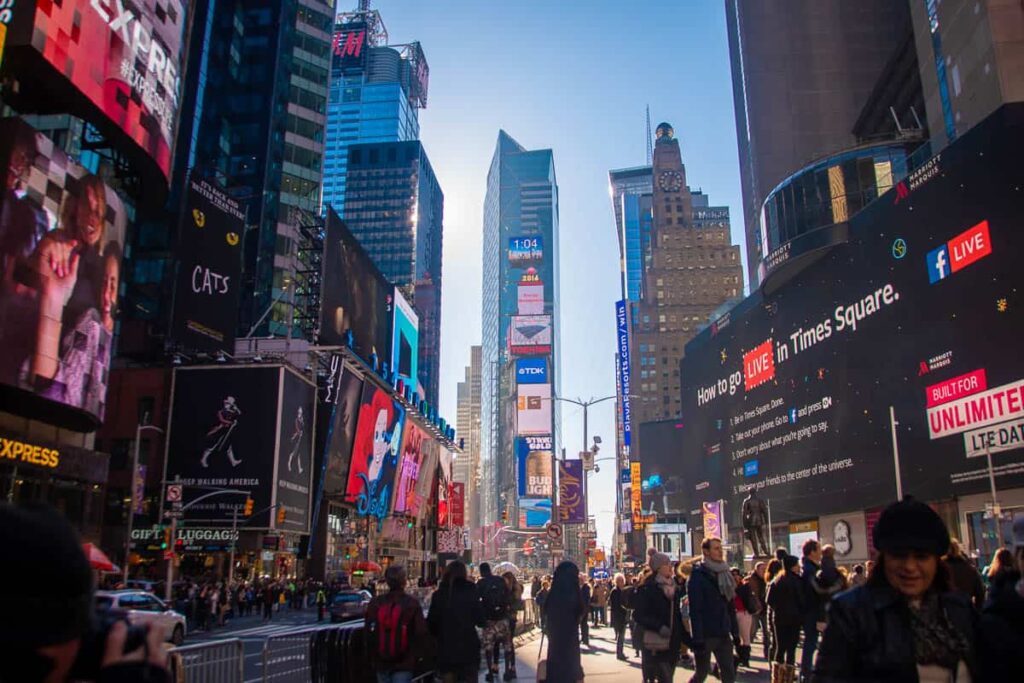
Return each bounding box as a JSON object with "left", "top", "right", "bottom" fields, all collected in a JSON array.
[
  {"left": 481, "top": 132, "right": 560, "bottom": 549},
  {"left": 609, "top": 166, "right": 654, "bottom": 303},
  {"left": 455, "top": 346, "right": 483, "bottom": 535},
  {"left": 342, "top": 140, "right": 444, "bottom": 403}
]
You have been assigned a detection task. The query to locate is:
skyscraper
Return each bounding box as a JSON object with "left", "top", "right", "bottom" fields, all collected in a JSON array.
[
  {"left": 609, "top": 166, "right": 654, "bottom": 303},
  {"left": 455, "top": 346, "right": 483, "bottom": 534},
  {"left": 343, "top": 140, "right": 444, "bottom": 403},
  {"left": 320, "top": 5, "right": 427, "bottom": 218},
  {"left": 481, "top": 131, "right": 560, "bottom": 539}
]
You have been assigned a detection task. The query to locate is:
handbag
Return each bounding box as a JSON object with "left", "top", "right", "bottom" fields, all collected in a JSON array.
[{"left": 642, "top": 585, "right": 674, "bottom": 653}]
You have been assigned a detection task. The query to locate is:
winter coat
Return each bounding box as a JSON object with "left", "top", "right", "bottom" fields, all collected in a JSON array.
[
  {"left": 801, "top": 557, "right": 828, "bottom": 623},
  {"left": 365, "top": 590, "right": 429, "bottom": 672},
  {"left": 944, "top": 554, "right": 985, "bottom": 608},
  {"left": 977, "top": 569, "right": 1024, "bottom": 681},
  {"left": 427, "top": 578, "right": 485, "bottom": 668},
  {"left": 543, "top": 588, "right": 584, "bottom": 682},
  {"left": 766, "top": 572, "right": 805, "bottom": 628},
  {"left": 747, "top": 571, "right": 767, "bottom": 609},
  {"left": 633, "top": 575, "right": 690, "bottom": 658},
  {"left": 593, "top": 582, "right": 609, "bottom": 607},
  {"left": 687, "top": 563, "right": 737, "bottom": 643},
  {"left": 578, "top": 584, "right": 591, "bottom": 624},
  {"left": 609, "top": 586, "right": 628, "bottom": 629},
  {"left": 812, "top": 582, "right": 979, "bottom": 683}
]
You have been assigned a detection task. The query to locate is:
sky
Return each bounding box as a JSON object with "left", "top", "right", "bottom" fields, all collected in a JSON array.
[{"left": 372, "top": 0, "right": 746, "bottom": 550}]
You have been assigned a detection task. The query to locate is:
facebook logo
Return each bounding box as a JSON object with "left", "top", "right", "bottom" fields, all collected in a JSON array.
[{"left": 927, "top": 245, "right": 950, "bottom": 284}]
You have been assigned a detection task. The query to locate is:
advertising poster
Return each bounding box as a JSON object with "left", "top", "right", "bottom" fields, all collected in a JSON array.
[
  {"left": 321, "top": 361, "right": 364, "bottom": 499},
  {"left": 616, "top": 300, "right": 633, "bottom": 447},
  {"left": 275, "top": 368, "right": 315, "bottom": 533},
  {"left": 702, "top": 501, "right": 723, "bottom": 539},
  {"left": 7, "top": 1, "right": 186, "bottom": 178},
  {"left": 558, "top": 459, "right": 586, "bottom": 524},
  {"left": 165, "top": 366, "right": 281, "bottom": 527},
  {"left": 509, "top": 315, "right": 552, "bottom": 355},
  {"left": 630, "top": 461, "right": 642, "bottom": 522},
  {"left": 516, "top": 383, "right": 552, "bottom": 435},
  {"left": 172, "top": 173, "right": 245, "bottom": 353},
  {"left": 638, "top": 420, "right": 687, "bottom": 515},
  {"left": 508, "top": 235, "right": 543, "bottom": 264},
  {"left": 517, "top": 435, "right": 553, "bottom": 497},
  {"left": 413, "top": 439, "right": 439, "bottom": 522},
  {"left": 679, "top": 105, "right": 1024, "bottom": 529},
  {"left": 437, "top": 528, "right": 463, "bottom": 553},
  {"left": 320, "top": 210, "right": 393, "bottom": 361},
  {"left": 344, "top": 381, "right": 405, "bottom": 523},
  {"left": 517, "top": 268, "right": 545, "bottom": 315},
  {"left": 515, "top": 358, "right": 548, "bottom": 385},
  {"left": 391, "top": 287, "right": 419, "bottom": 387},
  {"left": 450, "top": 482, "right": 465, "bottom": 527},
  {"left": 0, "top": 118, "right": 128, "bottom": 431},
  {"left": 519, "top": 498, "right": 551, "bottom": 528},
  {"left": 331, "top": 23, "right": 368, "bottom": 69},
  {"left": 393, "top": 421, "right": 427, "bottom": 516}
]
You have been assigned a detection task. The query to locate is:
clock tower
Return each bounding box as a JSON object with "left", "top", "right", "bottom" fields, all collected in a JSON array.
[{"left": 652, "top": 122, "right": 692, "bottom": 230}]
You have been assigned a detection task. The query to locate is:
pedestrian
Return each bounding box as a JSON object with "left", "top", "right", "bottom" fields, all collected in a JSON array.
[
  {"left": 541, "top": 561, "right": 585, "bottom": 683},
  {"left": 747, "top": 561, "right": 768, "bottom": 659},
  {"left": 531, "top": 575, "right": 542, "bottom": 599},
  {"left": 799, "top": 538, "right": 826, "bottom": 678},
  {"left": 686, "top": 538, "right": 737, "bottom": 683},
  {"left": 848, "top": 564, "right": 867, "bottom": 589},
  {"left": 731, "top": 567, "right": 757, "bottom": 668},
  {"left": 942, "top": 539, "right": 984, "bottom": 609},
  {"left": 766, "top": 554, "right": 803, "bottom": 682},
  {"left": 476, "top": 562, "right": 513, "bottom": 682},
  {"left": 814, "top": 497, "right": 979, "bottom": 682},
  {"left": 365, "top": 565, "right": 429, "bottom": 683},
  {"left": 609, "top": 573, "right": 629, "bottom": 660},
  {"left": 676, "top": 561, "right": 694, "bottom": 668},
  {"left": 985, "top": 546, "right": 1016, "bottom": 602},
  {"left": 536, "top": 578, "right": 551, "bottom": 632},
  {"left": 635, "top": 552, "right": 688, "bottom": 682},
  {"left": 977, "top": 516, "right": 1024, "bottom": 681},
  {"left": 626, "top": 573, "right": 645, "bottom": 659},
  {"left": 578, "top": 575, "right": 592, "bottom": 647},
  {"left": 262, "top": 582, "right": 275, "bottom": 621},
  {"left": 502, "top": 571, "right": 524, "bottom": 679},
  {"left": 594, "top": 579, "right": 609, "bottom": 626},
  {"left": 428, "top": 561, "right": 485, "bottom": 683},
  {"left": 316, "top": 585, "right": 327, "bottom": 622}
]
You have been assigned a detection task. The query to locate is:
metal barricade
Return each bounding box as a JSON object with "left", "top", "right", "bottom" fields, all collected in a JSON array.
[{"left": 168, "top": 638, "right": 245, "bottom": 683}]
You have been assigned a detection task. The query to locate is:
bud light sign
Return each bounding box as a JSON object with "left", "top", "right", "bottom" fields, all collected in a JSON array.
[{"left": 516, "top": 358, "right": 548, "bottom": 385}]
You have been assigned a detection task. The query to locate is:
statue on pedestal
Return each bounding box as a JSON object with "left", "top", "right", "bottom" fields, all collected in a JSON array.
[{"left": 741, "top": 490, "right": 770, "bottom": 557}]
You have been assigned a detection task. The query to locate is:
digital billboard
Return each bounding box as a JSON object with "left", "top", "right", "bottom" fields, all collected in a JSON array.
[
  {"left": 275, "top": 368, "right": 315, "bottom": 533},
  {"left": 679, "top": 104, "right": 1024, "bottom": 529},
  {"left": 519, "top": 498, "right": 551, "bottom": 528},
  {"left": 165, "top": 366, "right": 281, "bottom": 527},
  {"left": 616, "top": 300, "right": 633, "bottom": 448},
  {"left": 331, "top": 23, "right": 367, "bottom": 69},
  {"left": 0, "top": 118, "right": 127, "bottom": 431},
  {"left": 637, "top": 420, "right": 687, "bottom": 516},
  {"left": 393, "top": 421, "right": 428, "bottom": 517},
  {"left": 6, "top": 1, "right": 186, "bottom": 181},
  {"left": 509, "top": 315, "right": 552, "bottom": 355},
  {"left": 508, "top": 235, "right": 543, "bottom": 264},
  {"left": 517, "top": 435, "right": 553, "bottom": 497},
  {"left": 517, "top": 268, "right": 545, "bottom": 315},
  {"left": 391, "top": 286, "right": 419, "bottom": 388},
  {"left": 515, "top": 358, "right": 548, "bottom": 385},
  {"left": 516, "top": 383, "right": 552, "bottom": 435},
  {"left": 320, "top": 209, "right": 393, "bottom": 361},
  {"left": 344, "top": 381, "right": 405, "bottom": 524},
  {"left": 413, "top": 439, "right": 439, "bottom": 522},
  {"left": 172, "top": 173, "right": 245, "bottom": 353}
]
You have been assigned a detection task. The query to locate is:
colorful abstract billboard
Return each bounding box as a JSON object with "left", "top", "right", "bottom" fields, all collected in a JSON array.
[
  {"left": 509, "top": 315, "right": 552, "bottom": 355},
  {"left": 344, "top": 382, "right": 405, "bottom": 524},
  {"left": 393, "top": 421, "right": 428, "bottom": 517},
  {"left": 0, "top": 118, "right": 128, "bottom": 431},
  {"left": 558, "top": 459, "right": 585, "bottom": 524},
  {"left": 517, "top": 435, "right": 553, "bottom": 497},
  {"left": 516, "top": 383, "right": 552, "bottom": 435}
]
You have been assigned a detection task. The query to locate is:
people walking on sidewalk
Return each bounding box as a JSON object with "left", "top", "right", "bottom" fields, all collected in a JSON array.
[
  {"left": 592, "top": 579, "right": 609, "bottom": 627},
  {"left": 687, "top": 538, "right": 738, "bottom": 683},
  {"left": 943, "top": 539, "right": 984, "bottom": 609},
  {"left": 634, "top": 552, "right": 689, "bottom": 683},
  {"left": 542, "top": 561, "right": 585, "bottom": 683},
  {"left": 535, "top": 578, "right": 551, "bottom": 632},
  {"left": 609, "top": 573, "right": 629, "bottom": 660},
  {"left": 814, "top": 497, "right": 979, "bottom": 682},
  {"left": 578, "top": 575, "right": 592, "bottom": 647},
  {"left": 747, "top": 562, "right": 768, "bottom": 658},
  {"left": 977, "top": 516, "right": 1024, "bottom": 681},
  {"left": 502, "top": 571, "right": 524, "bottom": 679},
  {"left": 477, "top": 562, "right": 513, "bottom": 682},
  {"left": 365, "top": 564, "right": 429, "bottom": 683},
  {"left": 731, "top": 567, "right": 759, "bottom": 669},
  {"left": 427, "top": 561, "right": 485, "bottom": 683},
  {"left": 766, "top": 554, "right": 803, "bottom": 682},
  {"left": 798, "top": 539, "right": 825, "bottom": 680}
]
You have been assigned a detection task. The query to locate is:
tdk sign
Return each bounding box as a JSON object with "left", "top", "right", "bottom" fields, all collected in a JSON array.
[{"left": 516, "top": 358, "right": 548, "bottom": 385}]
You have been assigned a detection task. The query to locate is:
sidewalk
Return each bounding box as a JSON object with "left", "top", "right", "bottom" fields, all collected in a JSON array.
[{"left": 506, "top": 623, "right": 773, "bottom": 681}]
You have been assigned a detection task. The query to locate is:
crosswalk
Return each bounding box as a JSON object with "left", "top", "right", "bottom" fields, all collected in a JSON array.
[{"left": 187, "top": 616, "right": 357, "bottom": 642}]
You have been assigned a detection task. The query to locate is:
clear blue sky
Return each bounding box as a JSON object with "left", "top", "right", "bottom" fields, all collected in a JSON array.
[{"left": 372, "top": 0, "right": 746, "bottom": 550}]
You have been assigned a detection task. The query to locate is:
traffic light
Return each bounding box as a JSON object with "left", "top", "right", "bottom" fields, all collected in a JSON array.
[
  {"left": 276, "top": 506, "right": 286, "bottom": 525},
  {"left": 161, "top": 527, "right": 172, "bottom": 550},
  {"left": 243, "top": 498, "right": 254, "bottom": 516}
]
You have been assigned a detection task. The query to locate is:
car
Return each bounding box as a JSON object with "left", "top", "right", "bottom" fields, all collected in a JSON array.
[
  {"left": 328, "top": 590, "right": 372, "bottom": 623},
  {"left": 95, "top": 590, "right": 188, "bottom": 645}
]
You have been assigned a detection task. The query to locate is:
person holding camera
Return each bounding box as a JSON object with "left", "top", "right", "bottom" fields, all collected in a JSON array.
[{"left": 0, "top": 503, "right": 171, "bottom": 683}]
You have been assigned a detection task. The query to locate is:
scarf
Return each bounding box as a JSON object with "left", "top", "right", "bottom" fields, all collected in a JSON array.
[
  {"left": 702, "top": 559, "right": 736, "bottom": 601},
  {"left": 908, "top": 594, "right": 970, "bottom": 671},
  {"left": 655, "top": 573, "right": 676, "bottom": 600}
]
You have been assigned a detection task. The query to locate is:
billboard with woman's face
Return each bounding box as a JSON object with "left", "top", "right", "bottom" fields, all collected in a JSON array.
[
  {"left": 344, "top": 381, "right": 405, "bottom": 524},
  {"left": 0, "top": 118, "right": 127, "bottom": 430}
]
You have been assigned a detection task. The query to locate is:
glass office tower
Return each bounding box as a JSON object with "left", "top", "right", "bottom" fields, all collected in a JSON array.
[{"left": 480, "top": 131, "right": 560, "bottom": 536}]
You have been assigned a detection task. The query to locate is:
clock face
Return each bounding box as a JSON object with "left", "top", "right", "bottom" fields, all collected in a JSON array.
[{"left": 658, "top": 170, "right": 683, "bottom": 192}]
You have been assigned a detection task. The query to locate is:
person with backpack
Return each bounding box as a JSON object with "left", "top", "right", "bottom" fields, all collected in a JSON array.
[
  {"left": 428, "top": 561, "right": 486, "bottom": 682},
  {"left": 365, "top": 564, "right": 429, "bottom": 683},
  {"left": 476, "top": 562, "right": 513, "bottom": 681}
]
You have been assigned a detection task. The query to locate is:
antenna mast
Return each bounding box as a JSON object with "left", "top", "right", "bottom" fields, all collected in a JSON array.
[{"left": 645, "top": 105, "right": 653, "bottom": 166}]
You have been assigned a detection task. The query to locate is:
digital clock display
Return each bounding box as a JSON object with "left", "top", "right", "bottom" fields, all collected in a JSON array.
[{"left": 509, "top": 236, "right": 544, "bottom": 263}]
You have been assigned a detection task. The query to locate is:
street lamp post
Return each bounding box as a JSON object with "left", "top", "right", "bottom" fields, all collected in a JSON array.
[{"left": 124, "top": 422, "right": 164, "bottom": 585}]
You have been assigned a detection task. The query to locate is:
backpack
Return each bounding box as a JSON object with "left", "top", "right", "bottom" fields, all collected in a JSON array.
[
  {"left": 374, "top": 598, "right": 415, "bottom": 663},
  {"left": 480, "top": 577, "right": 510, "bottom": 620}
]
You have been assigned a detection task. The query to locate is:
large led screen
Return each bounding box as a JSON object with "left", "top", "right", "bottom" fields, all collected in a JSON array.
[
  {"left": 321, "top": 361, "right": 364, "bottom": 499},
  {"left": 0, "top": 118, "right": 127, "bottom": 431},
  {"left": 679, "top": 105, "right": 1024, "bottom": 529},
  {"left": 516, "top": 383, "right": 552, "bottom": 436},
  {"left": 275, "top": 368, "right": 315, "bottom": 533},
  {"left": 509, "top": 315, "right": 552, "bottom": 355},
  {"left": 517, "top": 435, "right": 553, "bottom": 497},
  {"left": 7, "top": 1, "right": 186, "bottom": 180},
  {"left": 637, "top": 420, "right": 687, "bottom": 516},
  {"left": 391, "top": 286, "right": 418, "bottom": 389},
  {"left": 344, "top": 381, "right": 405, "bottom": 522},
  {"left": 393, "top": 421, "right": 428, "bottom": 517},
  {"left": 320, "top": 210, "right": 393, "bottom": 362}
]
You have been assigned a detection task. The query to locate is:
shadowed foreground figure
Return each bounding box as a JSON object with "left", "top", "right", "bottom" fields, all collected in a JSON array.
[{"left": 542, "top": 561, "right": 585, "bottom": 683}]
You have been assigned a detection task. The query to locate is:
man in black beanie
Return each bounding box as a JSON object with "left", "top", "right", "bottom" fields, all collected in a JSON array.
[{"left": 0, "top": 503, "right": 169, "bottom": 682}]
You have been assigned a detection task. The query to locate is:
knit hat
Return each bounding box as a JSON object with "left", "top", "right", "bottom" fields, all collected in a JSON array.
[
  {"left": 872, "top": 496, "right": 950, "bottom": 556},
  {"left": 0, "top": 503, "right": 94, "bottom": 647},
  {"left": 650, "top": 552, "right": 671, "bottom": 572},
  {"left": 782, "top": 554, "right": 799, "bottom": 572}
]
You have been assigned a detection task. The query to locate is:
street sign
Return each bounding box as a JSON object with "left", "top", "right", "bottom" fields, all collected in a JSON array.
[
  {"left": 579, "top": 531, "right": 596, "bottom": 540},
  {"left": 166, "top": 485, "right": 182, "bottom": 503},
  {"left": 546, "top": 523, "right": 562, "bottom": 541},
  {"left": 164, "top": 509, "right": 183, "bottom": 519}
]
